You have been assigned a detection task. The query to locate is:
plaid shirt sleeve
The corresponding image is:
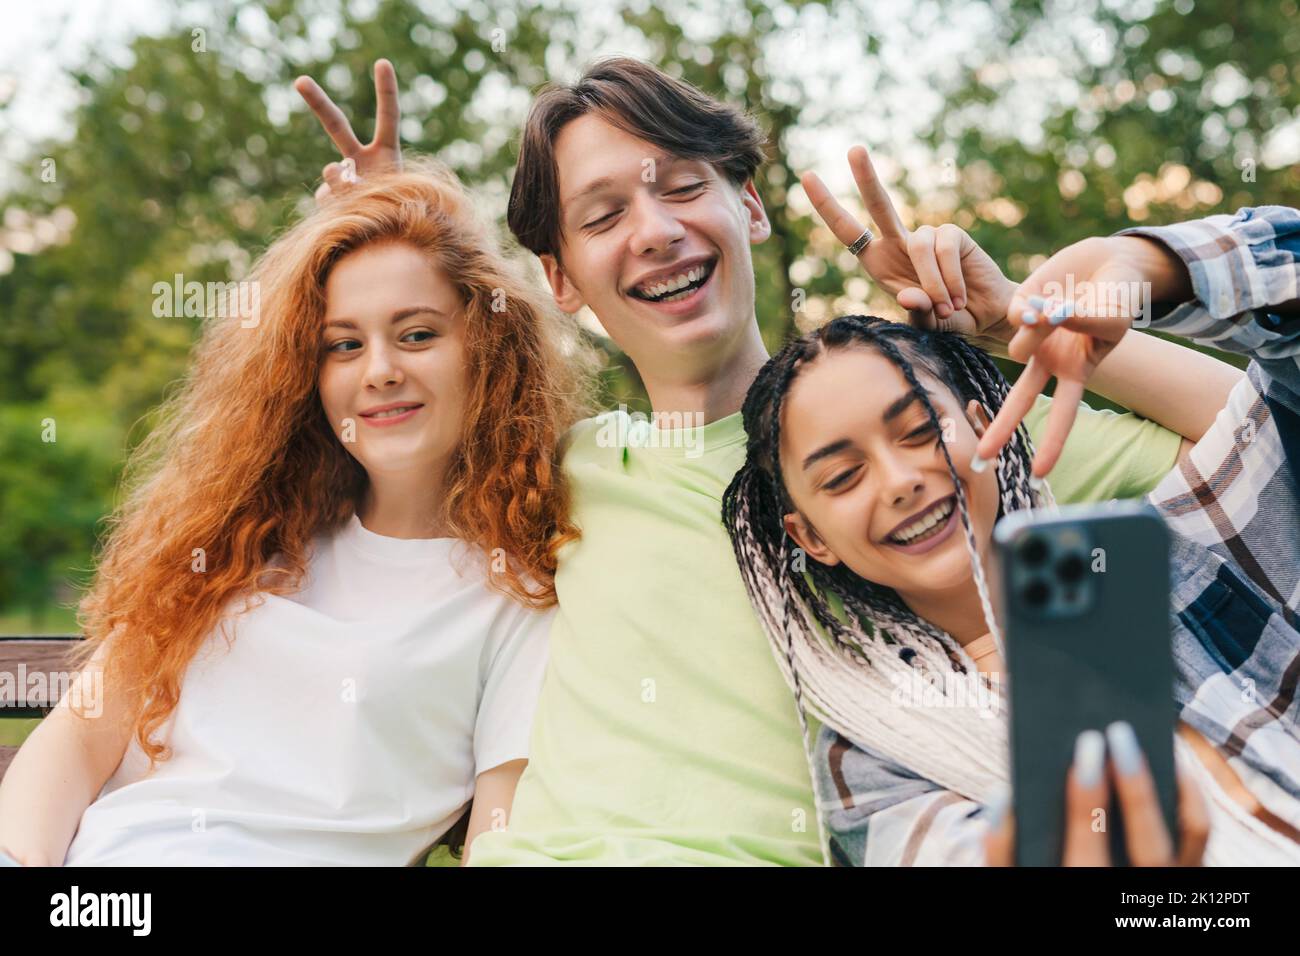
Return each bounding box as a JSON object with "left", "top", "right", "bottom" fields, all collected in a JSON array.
[{"left": 1120, "top": 205, "right": 1300, "bottom": 615}]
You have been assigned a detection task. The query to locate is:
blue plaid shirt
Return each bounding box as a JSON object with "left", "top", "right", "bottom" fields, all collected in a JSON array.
[{"left": 815, "top": 206, "right": 1300, "bottom": 865}]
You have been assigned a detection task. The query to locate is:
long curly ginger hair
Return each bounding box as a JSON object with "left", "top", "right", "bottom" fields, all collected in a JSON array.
[{"left": 72, "top": 158, "right": 595, "bottom": 766}]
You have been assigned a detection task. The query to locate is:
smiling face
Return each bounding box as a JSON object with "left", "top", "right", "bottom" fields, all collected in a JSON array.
[
  {"left": 541, "top": 113, "right": 771, "bottom": 387},
  {"left": 777, "top": 346, "right": 1001, "bottom": 602},
  {"left": 317, "top": 241, "right": 469, "bottom": 486}
]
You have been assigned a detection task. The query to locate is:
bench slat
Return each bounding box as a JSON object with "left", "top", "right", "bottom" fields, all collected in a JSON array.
[
  {"left": 0, "top": 637, "right": 80, "bottom": 784},
  {"left": 0, "top": 636, "right": 82, "bottom": 711}
]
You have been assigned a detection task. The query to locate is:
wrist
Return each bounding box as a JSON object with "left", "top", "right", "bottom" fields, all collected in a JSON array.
[
  {"left": 970, "top": 277, "right": 1018, "bottom": 358},
  {"left": 1121, "top": 235, "right": 1194, "bottom": 304},
  {"left": 991, "top": 277, "right": 1018, "bottom": 337}
]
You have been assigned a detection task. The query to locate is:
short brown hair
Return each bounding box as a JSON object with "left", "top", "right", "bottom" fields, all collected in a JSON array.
[{"left": 508, "top": 57, "right": 768, "bottom": 260}]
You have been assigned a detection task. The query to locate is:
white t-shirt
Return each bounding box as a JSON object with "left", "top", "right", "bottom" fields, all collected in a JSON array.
[{"left": 63, "top": 514, "right": 552, "bottom": 866}]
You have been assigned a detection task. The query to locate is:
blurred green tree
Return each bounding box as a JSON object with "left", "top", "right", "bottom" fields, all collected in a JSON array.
[
  {"left": 1, "top": 0, "right": 1296, "bottom": 628},
  {"left": 920, "top": 0, "right": 1300, "bottom": 287}
]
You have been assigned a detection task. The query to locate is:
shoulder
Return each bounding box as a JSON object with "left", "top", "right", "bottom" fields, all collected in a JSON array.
[
  {"left": 559, "top": 409, "right": 632, "bottom": 469},
  {"left": 469, "top": 564, "right": 555, "bottom": 641},
  {"left": 476, "top": 590, "right": 554, "bottom": 687}
]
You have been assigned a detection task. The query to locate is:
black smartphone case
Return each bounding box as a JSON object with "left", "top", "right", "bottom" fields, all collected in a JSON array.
[{"left": 993, "top": 501, "right": 1179, "bottom": 866}]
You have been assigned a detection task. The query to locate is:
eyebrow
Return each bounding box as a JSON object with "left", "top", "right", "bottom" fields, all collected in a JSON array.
[
  {"left": 882, "top": 389, "right": 922, "bottom": 423},
  {"left": 324, "top": 306, "right": 446, "bottom": 330},
  {"left": 563, "top": 153, "right": 684, "bottom": 215},
  {"left": 798, "top": 390, "right": 925, "bottom": 472},
  {"left": 801, "top": 438, "right": 853, "bottom": 472}
]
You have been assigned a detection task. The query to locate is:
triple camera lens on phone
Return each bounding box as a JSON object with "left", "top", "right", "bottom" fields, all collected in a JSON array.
[{"left": 1012, "top": 528, "right": 1094, "bottom": 617}]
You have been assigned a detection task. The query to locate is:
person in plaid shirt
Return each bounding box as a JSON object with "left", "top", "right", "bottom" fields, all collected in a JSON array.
[
  {"left": 984, "top": 204, "right": 1300, "bottom": 865},
  {"left": 723, "top": 205, "right": 1300, "bottom": 865}
]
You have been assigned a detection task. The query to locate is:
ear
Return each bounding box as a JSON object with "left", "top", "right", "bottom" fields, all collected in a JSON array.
[
  {"left": 540, "top": 253, "right": 586, "bottom": 314},
  {"left": 965, "top": 399, "right": 992, "bottom": 439},
  {"left": 740, "top": 180, "right": 772, "bottom": 245},
  {"left": 782, "top": 511, "right": 841, "bottom": 567}
]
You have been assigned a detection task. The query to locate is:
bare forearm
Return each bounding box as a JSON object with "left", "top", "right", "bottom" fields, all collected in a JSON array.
[
  {"left": 0, "top": 644, "right": 133, "bottom": 867},
  {"left": 1084, "top": 330, "right": 1244, "bottom": 442},
  {"left": 0, "top": 715, "right": 102, "bottom": 865},
  {"left": 459, "top": 758, "right": 525, "bottom": 867}
]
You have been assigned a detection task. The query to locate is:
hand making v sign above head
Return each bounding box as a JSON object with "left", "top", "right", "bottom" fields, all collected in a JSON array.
[
  {"left": 294, "top": 59, "right": 404, "bottom": 202},
  {"left": 801, "top": 146, "right": 1019, "bottom": 353}
]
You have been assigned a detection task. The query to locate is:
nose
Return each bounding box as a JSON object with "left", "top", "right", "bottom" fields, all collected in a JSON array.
[
  {"left": 878, "top": 450, "right": 927, "bottom": 512},
  {"left": 362, "top": 340, "right": 404, "bottom": 391},
  {"left": 627, "top": 190, "right": 686, "bottom": 257}
]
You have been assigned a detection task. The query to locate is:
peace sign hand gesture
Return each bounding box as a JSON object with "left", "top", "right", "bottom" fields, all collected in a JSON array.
[
  {"left": 294, "top": 59, "right": 403, "bottom": 203},
  {"left": 801, "top": 146, "right": 1017, "bottom": 353},
  {"left": 974, "top": 234, "right": 1193, "bottom": 477}
]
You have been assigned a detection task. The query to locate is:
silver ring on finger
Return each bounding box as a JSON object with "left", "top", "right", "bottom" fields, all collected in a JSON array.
[{"left": 847, "top": 228, "right": 874, "bottom": 256}]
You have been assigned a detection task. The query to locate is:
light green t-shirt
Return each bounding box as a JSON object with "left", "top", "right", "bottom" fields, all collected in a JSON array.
[{"left": 466, "top": 394, "right": 1181, "bottom": 866}]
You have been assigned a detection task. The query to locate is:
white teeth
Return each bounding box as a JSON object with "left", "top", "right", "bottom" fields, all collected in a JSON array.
[
  {"left": 367, "top": 405, "right": 418, "bottom": 419},
  {"left": 638, "top": 264, "right": 706, "bottom": 300},
  {"left": 891, "top": 498, "right": 954, "bottom": 543}
]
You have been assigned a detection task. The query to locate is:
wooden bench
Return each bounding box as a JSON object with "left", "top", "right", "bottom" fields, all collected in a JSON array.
[
  {"left": 0, "top": 634, "right": 468, "bottom": 862},
  {"left": 0, "top": 635, "right": 80, "bottom": 782}
]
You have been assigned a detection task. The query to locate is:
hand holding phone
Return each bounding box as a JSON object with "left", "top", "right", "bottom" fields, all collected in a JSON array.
[
  {"left": 993, "top": 501, "right": 1181, "bottom": 865},
  {"left": 984, "top": 725, "right": 1210, "bottom": 866}
]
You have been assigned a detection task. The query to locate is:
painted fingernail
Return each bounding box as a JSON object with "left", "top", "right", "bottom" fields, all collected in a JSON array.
[
  {"left": 1049, "top": 301, "right": 1075, "bottom": 326},
  {"left": 1027, "top": 295, "right": 1046, "bottom": 310},
  {"left": 1106, "top": 720, "right": 1143, "bottom": 777},
  {"left": 970, "top": 453, "right": 990, "bottom": 473},
  {"left": 1073, "top": 729, "right": 1106, "bottom": 788},
  {"left": 985, "top": 785, "right": 1011, "bottom": 827},
  {"left": 1020, "top": 308, "right": 1038, "bottom": 326}
]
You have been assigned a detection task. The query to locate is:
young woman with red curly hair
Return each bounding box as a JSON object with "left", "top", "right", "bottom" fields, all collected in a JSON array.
[{"left": 0, "top": 158, "right": 594, "bottom": 866}]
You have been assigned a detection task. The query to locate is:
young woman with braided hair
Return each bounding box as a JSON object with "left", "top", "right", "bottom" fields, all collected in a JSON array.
[
  {"left": 723, "top": 315, "right": 1067, "bottom": 864},
  {"left": 723, "top": 207, "right": 1300, "bottom": 867}
]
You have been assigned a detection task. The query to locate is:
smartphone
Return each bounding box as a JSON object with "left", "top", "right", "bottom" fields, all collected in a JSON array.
[{"left": 992, "top": 500, "right": 1179, "bottom": 866}]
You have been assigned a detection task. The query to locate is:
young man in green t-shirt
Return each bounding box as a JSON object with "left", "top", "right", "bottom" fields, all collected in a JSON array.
[{"left": 297, "top": 58, "right": 1239, "bottom": 865}]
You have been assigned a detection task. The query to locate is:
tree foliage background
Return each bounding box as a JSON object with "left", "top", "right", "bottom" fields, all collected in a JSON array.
[{"left": 1, "top": 0, "right": 1297, "bottom": 630}]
